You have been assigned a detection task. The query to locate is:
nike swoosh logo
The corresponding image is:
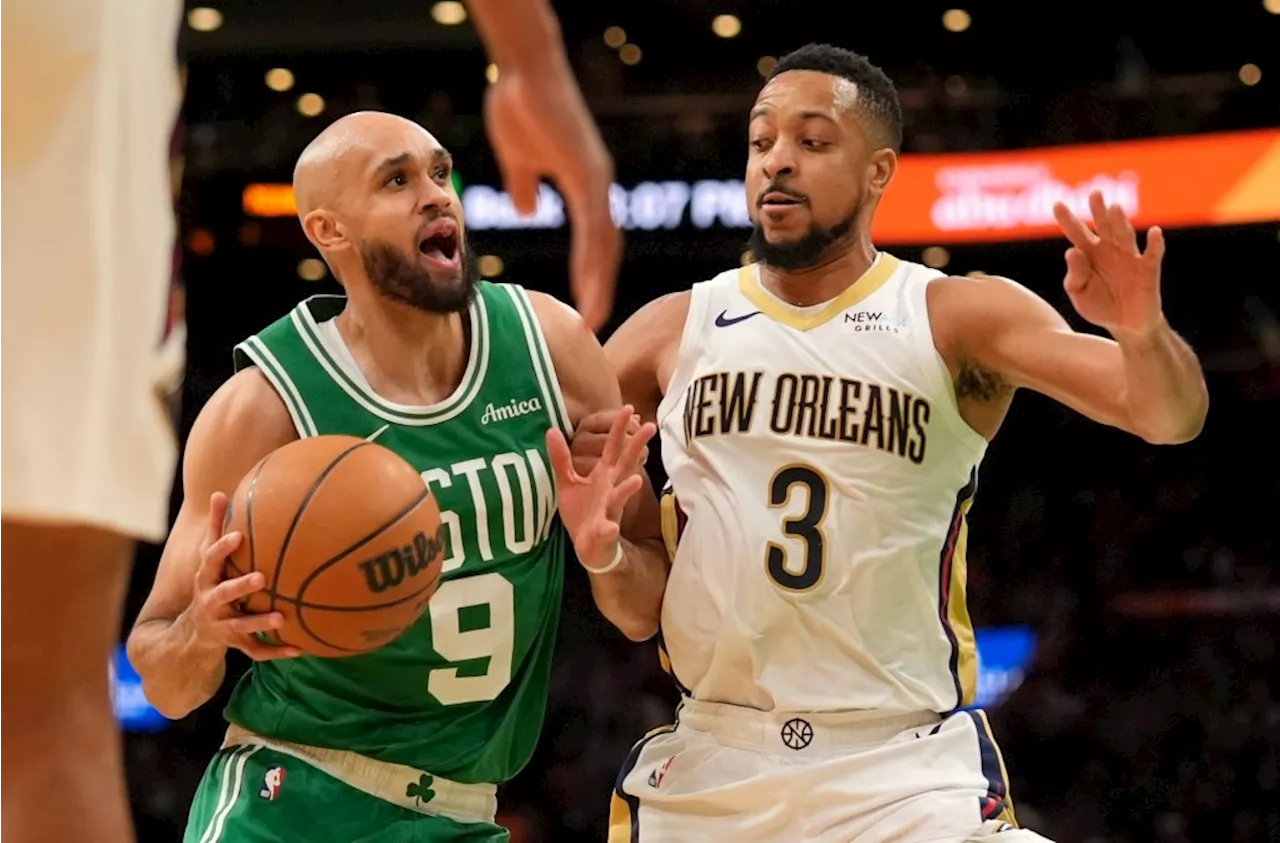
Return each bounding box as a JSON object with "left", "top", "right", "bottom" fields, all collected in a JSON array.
[{"left": 715, "top": 310, "right": 762, "bottom": 327}]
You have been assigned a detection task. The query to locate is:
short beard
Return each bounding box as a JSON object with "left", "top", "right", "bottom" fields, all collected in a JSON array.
[
  {"left": 746, "top": 207, "right": 858, "bottom": 271},
  {"left": 358, "top": 239, "right": 479, "bottom": 314}
]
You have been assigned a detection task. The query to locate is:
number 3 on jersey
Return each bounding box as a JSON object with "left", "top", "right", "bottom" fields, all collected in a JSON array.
[{"left": 765, "top": 464, "right": 829, "bottom": 592}]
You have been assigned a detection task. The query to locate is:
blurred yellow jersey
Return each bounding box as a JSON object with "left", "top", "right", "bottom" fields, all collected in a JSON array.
[{"left": 657, "top": 253, "right": 989, "bottom": 714}]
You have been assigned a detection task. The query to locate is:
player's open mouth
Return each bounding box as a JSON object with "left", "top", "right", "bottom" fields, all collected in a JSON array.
[{"left": 418, "top": 221, "right": 460, "bottom": 269}]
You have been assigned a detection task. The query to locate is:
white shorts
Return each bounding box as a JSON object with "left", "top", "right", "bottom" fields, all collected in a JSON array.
[
  {"left": 2, "top": 0, "right": 182, "bottom": 541},
  {"left": 610, "top": 699, "right": 1053, "bottom": 843}
]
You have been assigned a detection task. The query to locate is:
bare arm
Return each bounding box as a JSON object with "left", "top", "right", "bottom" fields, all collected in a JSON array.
[
  {"left": 126, "top": 369, "right": 299, "bottom": 718},
  {"left": 528, "top": 292, "right": 669, "bottom": 642},
  {"left": 934, "top": 273, "right": 1207, "bottom": 444},
  {"left": 464, "top": 0, "right": 569, "bottom": 73},
  {"left": 602, "top": 291, "right": 691, "bottom": 423}
]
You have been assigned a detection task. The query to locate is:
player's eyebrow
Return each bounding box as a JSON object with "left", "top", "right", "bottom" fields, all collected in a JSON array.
[{"left": 372, "top": 152, "right": 414, "bottom": 178}]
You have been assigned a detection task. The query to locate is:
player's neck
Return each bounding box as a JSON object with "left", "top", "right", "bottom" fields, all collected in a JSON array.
[
  {"left": 334, "top": 294, "right": 470, "bottom": 406},
  {"left": 758, "top": 236, "right": 878, "bottom": 307}
]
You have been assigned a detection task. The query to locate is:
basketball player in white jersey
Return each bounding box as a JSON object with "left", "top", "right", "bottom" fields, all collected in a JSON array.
[
  {"left": 1, "top": 2, "right": 615, "bottom": 840},
  {"left": 2, "top": 2, "right": 183, "bottom": 841},
  {"left": 570, "top": 44, "right": 1209, "bottom": 842}
]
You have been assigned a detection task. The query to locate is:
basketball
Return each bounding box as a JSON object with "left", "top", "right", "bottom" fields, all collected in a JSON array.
[{"left": 223, "top": 434, "right": 444, "bottom": 658}]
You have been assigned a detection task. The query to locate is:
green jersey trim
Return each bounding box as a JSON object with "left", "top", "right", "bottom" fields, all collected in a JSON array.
[
  {"left": 289, "top": 294, "right": 491, "bottom": 426},
  {"left": 236, "top": 337, "right": 319, "bottom": 437},
  {"left": 504, "top": 286, "right": 571, "bottom": 436}
]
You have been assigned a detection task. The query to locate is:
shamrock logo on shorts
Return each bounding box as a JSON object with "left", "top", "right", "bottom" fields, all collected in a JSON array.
[{"left": 406, "top": 773, "right": 436, "bottom": 806}]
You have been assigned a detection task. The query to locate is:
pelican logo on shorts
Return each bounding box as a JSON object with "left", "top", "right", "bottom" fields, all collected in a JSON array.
[
  {"left": 480, "top": 397, "right": 543, "bottom": 425},
  {"left": 259, "top": 766, "right": 286, "bottom": 800},
  {"left": 780, "top": 718, "right": 814, "bottom": 750},
  {"left": 358, "top": 530, "right": 444, "bottom": 594}
]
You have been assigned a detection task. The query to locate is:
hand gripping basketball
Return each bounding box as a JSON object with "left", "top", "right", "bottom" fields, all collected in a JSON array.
[{"left": 187, "top": 492, "right": 302, "bottom": 661}]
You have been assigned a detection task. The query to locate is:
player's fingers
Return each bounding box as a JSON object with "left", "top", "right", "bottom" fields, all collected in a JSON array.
[
  {"left": 546, "top": 427, "right": 581, "bottom": 485},
  {"left": 1088, "top": 190, "right": 1111, "bottom": 240},
  {"left": 616, "top": 422, "right": 656, "bottom": 478},
  {"left": 206, "top": 491, "right": 229, "bottom": 547},
  {"left": 1052, "top": 201, "right": 1098, "bottom": 251},
  {"left": 482, "top": 87, "right": 541, "bottom": 216},
  {"left": 607, "top": 474, "right": 644, "bottom": 514},
  {"left": 568, "top": 201, "right": 621, "bottom": 333},
  {"left": 600, "top": 405, "right": 634, "bottom": 467},
  {"left": 226, "top": 612, "right": 284, "bottom": 636},
  {"left": 1063, "top": 250, "right": 1092, "bottom": 296},
  {"left": 195, "top": 530, "right": 242, "bottom": 588},
  {"left": 209, "top": 571, "right": 267, "bottom": 608},
  {"left": 1144, "top": 226, "right": 1166, "bottom": 264},
  {"left": 574, "top": 409, "right": 620, "bottom": 437},
  {"left": 1107, "top": 202, "right": 1136, "bottom": 252},
  {"left": 505, "top": 167, "right": 541, "bottom": 218}
]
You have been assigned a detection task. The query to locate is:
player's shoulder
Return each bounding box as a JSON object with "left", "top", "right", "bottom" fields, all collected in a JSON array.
[
  {"left": 193, "top": 368, "right": 298, "bottom": 451},
  {"left": 925, "top": 272, "right": 1050, "bottom": 322},
  {"left": 182, "top": 367, "right": 299, "bottom": 494}
]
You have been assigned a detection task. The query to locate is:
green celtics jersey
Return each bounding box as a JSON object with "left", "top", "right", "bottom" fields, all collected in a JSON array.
[{"left": 223, "top": 281, "right": 570, "bottom": 785}]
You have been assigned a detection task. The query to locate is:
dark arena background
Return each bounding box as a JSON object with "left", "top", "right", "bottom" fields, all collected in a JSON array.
[{"left": 113, "top": 2, "right": 1278, "bottom": 841}]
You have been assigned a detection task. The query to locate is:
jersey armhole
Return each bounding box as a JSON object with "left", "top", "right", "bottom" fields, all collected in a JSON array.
[
  {"left": 656, "top": 286, "right": 710, "bottom": 427},
  {"left": 232, "top": 338, "right": 318, "bottom": 439},
  {"left": 504, "top": 285, "right": 573, "bottom": 437},
  {"left": 908, "top": 275, "right": 989, "bottom": 455}
]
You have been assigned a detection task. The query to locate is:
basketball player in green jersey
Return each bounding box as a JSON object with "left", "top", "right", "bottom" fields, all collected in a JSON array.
[{"left": 127, "top": 111, "right": 669, "bottom": 842}]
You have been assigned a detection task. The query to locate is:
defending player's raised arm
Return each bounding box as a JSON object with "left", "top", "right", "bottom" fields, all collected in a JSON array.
[
  {"left": 526, "top": 291, "right": 669, "bottom": 642},
  {"left": 933, "top": 195, "right": 1208, "bottom": 444},
  {"left": 127, "top": 369, "right": 301, "bottom": 719}
]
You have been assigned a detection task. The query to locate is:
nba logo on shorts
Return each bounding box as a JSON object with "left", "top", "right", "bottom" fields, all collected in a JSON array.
[
  {"left": 259, "top": 766, "right": 286, "bottom": 801},
  {"left": 647, "top": 756, "right": 676, "bottom": 789}
]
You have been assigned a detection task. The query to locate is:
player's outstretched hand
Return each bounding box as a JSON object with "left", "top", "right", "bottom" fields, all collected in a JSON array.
[
  {"left": 568, "top": 408, "right": 647, "bottom": 478},
  {"left": 547, "top": 406, "right": 655, "bottom": 571},
  {"left": 484, "top": 64, "right": 620, "bottom": 332},
  {"left": 184, "top": 492, "right": 302, "bottom": 661},
  {"left": 1053, "top": 189, "right": 1167, "bottom": 340}
]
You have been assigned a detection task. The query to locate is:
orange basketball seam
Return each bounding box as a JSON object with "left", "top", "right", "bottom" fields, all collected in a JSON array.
[
  {"left": 243, "top": 450, "right": 274, "bottom": 579},
  {"left": 292, "top": 487, "right": 437, "bottom": 653},
  {"left": 268, "top": 440, "right": 371, "bottom": 642}
]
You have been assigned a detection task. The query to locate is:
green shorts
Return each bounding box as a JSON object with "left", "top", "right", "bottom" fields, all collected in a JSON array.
[{"left": 184, "top": 745, "right": 509, "bottom": 843}]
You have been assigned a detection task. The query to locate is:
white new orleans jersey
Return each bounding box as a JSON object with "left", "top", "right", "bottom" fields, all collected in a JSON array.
[{"left": 657, "top": 252, "right": 990, "bottom": 714}]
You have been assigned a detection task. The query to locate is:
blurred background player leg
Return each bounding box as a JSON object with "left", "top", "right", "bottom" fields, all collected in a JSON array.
[{"left": 0, "top": 1, "right": 182, "bottom": 841}]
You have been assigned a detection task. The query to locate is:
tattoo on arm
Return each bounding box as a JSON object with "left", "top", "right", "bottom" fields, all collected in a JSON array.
[{"left": 954, "top": 359, "right": 1012, "bottom": 402}]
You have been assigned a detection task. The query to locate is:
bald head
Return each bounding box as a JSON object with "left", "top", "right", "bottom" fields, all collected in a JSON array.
[
  {"left": 293, "top": 111, "right": 442, "bottom": 218},
  {"left": 291, "top": 110, "right": 474, "bottom": 313}
]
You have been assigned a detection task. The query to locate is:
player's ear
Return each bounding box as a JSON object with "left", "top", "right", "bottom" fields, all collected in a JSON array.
[
  {"left": 866, "top": 148, "right": 897, "bottom": 198},
  {"left": 302, "top": 209, "right": 349, "bottom": 253}
]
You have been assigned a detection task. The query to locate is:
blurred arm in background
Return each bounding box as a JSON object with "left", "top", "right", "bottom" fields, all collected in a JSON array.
[
  {"left": 466, "top": 0, "right": 621, "bottom": 333},
  {"left": 127, "top": 370, "right": 301, "bottom": 720}
]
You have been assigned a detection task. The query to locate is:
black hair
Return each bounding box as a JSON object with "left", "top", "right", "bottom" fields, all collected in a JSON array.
[{"left": 770, "top": 43, "right": 903, "bottom": 153}]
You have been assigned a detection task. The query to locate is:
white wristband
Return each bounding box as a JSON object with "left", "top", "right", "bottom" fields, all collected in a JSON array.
[{"left": 582, "top": 542, "right": 624, "bottom": 575}]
